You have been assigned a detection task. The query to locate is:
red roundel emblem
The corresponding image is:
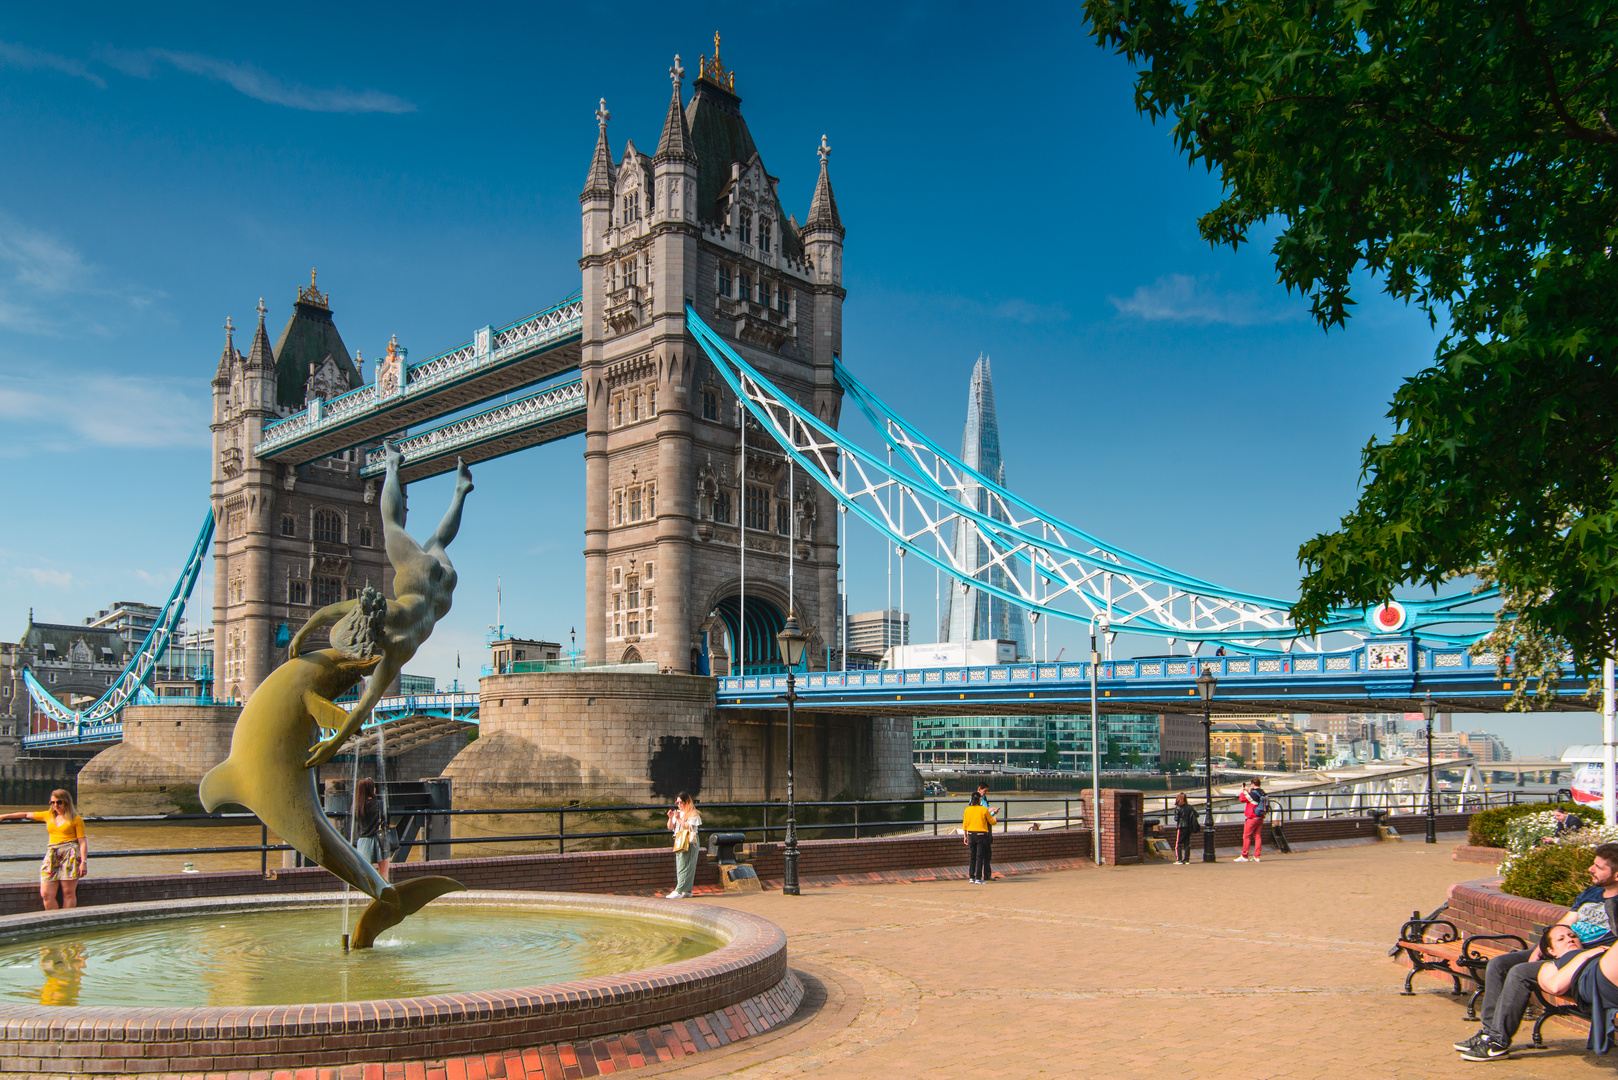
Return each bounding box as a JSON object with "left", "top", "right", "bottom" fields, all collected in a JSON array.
[{"left": 1369, "top": 601, "right": 1407, "bottom": 633}]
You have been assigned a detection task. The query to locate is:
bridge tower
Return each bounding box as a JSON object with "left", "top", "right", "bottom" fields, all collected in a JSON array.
[
  {"left": 580, "top": 40, "right": 845, "bottom": 673},
  {"left": 208, "top": 276, "right": 390, "bottom": 702}
]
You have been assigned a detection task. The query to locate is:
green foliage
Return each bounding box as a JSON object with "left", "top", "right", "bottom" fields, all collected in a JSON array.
[
  {"left": 1042, "top": 739, "right": 1062, "bottom": 768},
  {"left": 1502, "top": 838, "right": 1601, "bottom": 907},
  {"left": 1228, "top": 751, "right": 1246, "bottom": 768},
  {"left": 1083, "top": 0, "right": 1618, "bottom": 676},
  {"left": 1468, "top": 801, "right": 1600, "bottom": 847}
]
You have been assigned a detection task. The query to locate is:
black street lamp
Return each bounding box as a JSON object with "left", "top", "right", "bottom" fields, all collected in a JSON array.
[
  {"left": 776, "top": 612, "right": 808, "bottom": 895},
  {"left": 1197, "top": 667, "right": 1218, "bottom": 862},
  {"left": 1421, "top": 692, "right": 1438, "bottom": 844}
]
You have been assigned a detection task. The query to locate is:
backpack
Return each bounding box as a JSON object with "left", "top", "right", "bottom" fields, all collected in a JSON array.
[{"left": 1251, "top": 790, "right": 1269, "bottom": 817}]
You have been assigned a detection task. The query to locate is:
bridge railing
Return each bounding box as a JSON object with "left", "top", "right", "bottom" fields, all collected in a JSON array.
[
  {"left": 718, "top": 641, "right": 1508, "bottom": 696},
  {"left": 0, "top": 791, "right": 1541, "bottom": 872}
]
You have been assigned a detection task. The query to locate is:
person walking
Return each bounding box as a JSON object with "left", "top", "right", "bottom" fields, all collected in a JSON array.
[
  {"left": 351, "top": 777, "right": 394, "bottom": 878},
  {"left": 0, "top": 790, "right": 87, "bottom": 909},
  {"left": 666, "top": 792, "right": 701, "bottom": 899},
  {"left": 964, "top": 791, "right": 995, "bottom": 883},
  {"left": 1172, "top": 791, "right": 1198, "bottom": 864},
  {"left": 1237, "top": 778, "right": 1268, "bottom": 862}
]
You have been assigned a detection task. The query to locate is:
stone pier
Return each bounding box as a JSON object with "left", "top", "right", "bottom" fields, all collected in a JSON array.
[{"left": 440, "top": 671, "right": 921, "bottom": 807}]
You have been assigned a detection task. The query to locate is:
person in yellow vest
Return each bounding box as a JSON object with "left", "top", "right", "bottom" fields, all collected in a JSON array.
[
  {"left": 963, "top": 791, "right": 995, "bottom": 883},
  {"left": 0, "top": 789, "right": 88, "bottom": 908}
]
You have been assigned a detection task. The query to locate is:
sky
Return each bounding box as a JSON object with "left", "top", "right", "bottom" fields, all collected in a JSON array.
[{"left": 0, "top": 2, "right": 1595, "bottom": 756}]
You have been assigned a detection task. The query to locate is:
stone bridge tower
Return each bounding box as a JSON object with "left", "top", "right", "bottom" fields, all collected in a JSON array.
[
  {"left": 209, "top": 276, "right": 390, "bottom": 702},
  {"left": 580, "top": 40, "right": 845, "bottom": 673}
]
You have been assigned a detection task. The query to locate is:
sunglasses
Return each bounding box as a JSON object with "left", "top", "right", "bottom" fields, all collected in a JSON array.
[{"left": 48, "top": 800, "right": 63, "bottom": 806}]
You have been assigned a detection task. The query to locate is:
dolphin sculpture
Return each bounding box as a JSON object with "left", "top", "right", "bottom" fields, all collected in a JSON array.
[{"left": 199, "top": 588, "right": 463, "bottom": 948}]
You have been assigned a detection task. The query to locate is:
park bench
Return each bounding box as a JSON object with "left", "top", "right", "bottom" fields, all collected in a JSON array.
[
  {"left": 1395, "top": 910, "right": 1527, "bottom": 1020},
  {"left": 1394, "top": 912, "right": 1596, "bottom": 1048}
]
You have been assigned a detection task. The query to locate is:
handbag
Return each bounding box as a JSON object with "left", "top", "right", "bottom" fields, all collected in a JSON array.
[
  {"left": 673, "top": 827, "right": 694, "bottom": 853},
  {"left": 384, "top": 825, "right": 400, "bottom": 855}
]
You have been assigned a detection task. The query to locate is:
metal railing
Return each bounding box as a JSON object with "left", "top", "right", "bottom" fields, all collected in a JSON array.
[{"left": 0, "top": 790, "right": 1548, "bottom": 874}]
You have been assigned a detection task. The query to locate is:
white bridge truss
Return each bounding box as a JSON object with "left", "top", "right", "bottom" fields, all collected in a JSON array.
[{"left": 687, "top": 306, "right": 1496, "bottom": 651}]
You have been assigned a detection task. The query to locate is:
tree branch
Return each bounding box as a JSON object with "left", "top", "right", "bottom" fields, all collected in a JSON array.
[{"left": 1515, "top": 8, "right": 1618, "bottom": 144}]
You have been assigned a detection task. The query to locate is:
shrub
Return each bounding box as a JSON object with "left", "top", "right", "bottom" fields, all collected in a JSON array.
[
  {"left": 1469, "top": 802, "right": 1602, "bottom": 848},
  {"left": 1501, "top": 838, "right": 1600, "bottom": 908}
]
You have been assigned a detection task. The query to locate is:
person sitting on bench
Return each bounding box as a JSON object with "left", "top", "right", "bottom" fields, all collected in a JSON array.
[{"left": 1455, "top": 842, "right": 1618, "bottom": 1061}]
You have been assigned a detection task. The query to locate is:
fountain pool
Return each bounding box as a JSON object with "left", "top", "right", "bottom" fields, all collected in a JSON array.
[{"left": 0, "top": 891, "right": 799, "bottom": 1075}]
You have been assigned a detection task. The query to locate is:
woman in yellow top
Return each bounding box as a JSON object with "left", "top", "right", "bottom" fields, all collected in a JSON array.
[
  {"left": 963, "top": 792, "right": 996, "bottom": 884},
  {"left": 0, "top": 789, "right": 87, "bottom": 908}
]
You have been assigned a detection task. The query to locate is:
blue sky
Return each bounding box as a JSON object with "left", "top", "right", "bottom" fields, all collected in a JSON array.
[{"left": 0, "top": 3, "right": 1589, "bottom": 755}]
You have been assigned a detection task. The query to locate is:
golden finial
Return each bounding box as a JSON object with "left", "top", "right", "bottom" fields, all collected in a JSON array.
[
  {"left": 297, "top": 267, "right": 330, "bottom": 309},
  {"left": 700, "top": 31, "right": 735, "bottom": 92}
]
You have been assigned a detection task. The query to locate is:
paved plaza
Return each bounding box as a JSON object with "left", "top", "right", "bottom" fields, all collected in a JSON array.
[{"left": 634, "top": 837, "right": 1602, "bottom": 1080}]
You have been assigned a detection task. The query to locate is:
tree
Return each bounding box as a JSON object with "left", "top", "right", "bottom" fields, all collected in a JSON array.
[
  {"left": 1105, "top": 736, "right": 1125, "bottom": 767},
  {"left": 1228, "top": 751, "right": 1246, "bottom": 768},
  {"left": 1083, "top": 0, "right": 1618, "bottom": 684},
  {"left": 1042, "top": 739, "right": 1063, "bottom": 768}
]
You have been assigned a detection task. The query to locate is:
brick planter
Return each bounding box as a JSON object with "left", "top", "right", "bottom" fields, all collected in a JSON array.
[
  {"left": 1452, "top": 844, "right": 1507, "bottom": 866},
  {"left": 1445, "top": 878, "right": 1566, "bottom": 941},
  {"left": 0, "top": 891, "right": 797, "bottom": 1075}
]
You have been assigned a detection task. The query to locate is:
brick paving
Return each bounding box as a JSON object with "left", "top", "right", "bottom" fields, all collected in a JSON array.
[
  {"left": 23, "top": 833, "right": 1615, "bottom": 1079},
  {"left": 634, "top": 833, "right": 1608, "bottom": 1080}
]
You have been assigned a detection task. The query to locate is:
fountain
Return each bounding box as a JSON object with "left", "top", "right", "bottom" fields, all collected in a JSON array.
[{"left": 0, "top": 451, "right": 801, "bottom": 1074}]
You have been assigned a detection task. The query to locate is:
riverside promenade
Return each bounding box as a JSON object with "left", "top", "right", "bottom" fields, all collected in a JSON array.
[{"left": 644, "top": 836, "right": 1597, "bottom": 1080}]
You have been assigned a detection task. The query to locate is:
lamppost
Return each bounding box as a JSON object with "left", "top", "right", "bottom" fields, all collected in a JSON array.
[
  {"left": 1421, "top": 692, "right": 1437, "bottom": 844},
  {"left": 1197, "top": 667, "right": 1218, "bottom": 862},
  {"left": 776, "top": 612, "right": 808, "bottom": 896},
  {"left": 1090, "top": 617, "right": 1107, "bottom": 865}
]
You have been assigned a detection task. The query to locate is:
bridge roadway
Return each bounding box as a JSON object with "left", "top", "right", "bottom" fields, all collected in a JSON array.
[
  {"left": 252, "top": 294, "right": 582, "bottom": 474},
  {"left": 716, "top": 636, "right": 1586, "bottom": 715}
]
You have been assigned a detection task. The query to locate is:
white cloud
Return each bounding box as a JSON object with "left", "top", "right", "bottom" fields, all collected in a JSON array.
[
  {"left": 1110, "top": 274, "right": 1303, "bottom": 326},
  {"left": 0, "top": 215, "right": 161, "bottom": 335},
  {"left": 0, "top": 371, "right": 208, "bottom": 450},
  {"left": 102, "top": 47, "right": 415, "bottom": 114},
  {"left": 0, "top": 40, "right": 105, "bottom": 88},
  {"left": 17, "top": 567, "right": 74, "bottom": 589}
]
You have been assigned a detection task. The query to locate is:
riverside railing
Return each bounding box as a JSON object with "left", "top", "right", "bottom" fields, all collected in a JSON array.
[{"left": 0, "top": 790, "right": 1548, "bottom": 872}]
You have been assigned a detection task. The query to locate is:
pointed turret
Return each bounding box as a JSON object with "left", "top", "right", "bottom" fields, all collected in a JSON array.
[
  {"left": 582, "top": 98, "right": 615, "bottom": 200},
  {"left": 654, "top": 56, "right": 696, "bottom": 165},
  {"left": 804, "top": 135, "right": 844, "bottom": 237},
  {"left": 248, "top": 299, "right": 275, "bottom": 372},
  {"left": 213, "top": 316, "right": 238, "bottom": 387}
]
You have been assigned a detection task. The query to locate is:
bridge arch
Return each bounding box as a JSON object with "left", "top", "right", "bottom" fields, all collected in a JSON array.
[{"left": 709, "top": 592, "right": 790, "bottom": 674}]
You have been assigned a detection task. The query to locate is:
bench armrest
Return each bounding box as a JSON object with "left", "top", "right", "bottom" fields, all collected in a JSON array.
[
  {"left": 1461, "top": 933, "right": 1528, "bottom": 962},
  {"left": 1400, "top": 918, "right": 1459, "bottom": 944}
]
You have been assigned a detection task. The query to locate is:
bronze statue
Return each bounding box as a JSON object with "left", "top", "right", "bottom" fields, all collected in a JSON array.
[{"left": 200, "top": 443, "right": 470, "bottom": 947}]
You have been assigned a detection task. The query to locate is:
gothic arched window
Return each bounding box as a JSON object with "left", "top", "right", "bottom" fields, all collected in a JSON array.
[{"left": 313, "top": 508, "right": 343, "bottom": 544}]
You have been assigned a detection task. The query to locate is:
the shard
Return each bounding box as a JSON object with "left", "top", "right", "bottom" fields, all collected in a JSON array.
[{"left": 940, "top": 355, "right": 1030, "bottom": 658}]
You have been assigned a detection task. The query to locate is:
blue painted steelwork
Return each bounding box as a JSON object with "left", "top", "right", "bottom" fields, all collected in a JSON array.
[
  {"left": 715, "top": 636, "right": 1573, "bottom": 712},
  {"left": 253, "top": 294, "right": 583, "bottom": 461},
  {"left": 21, "top": 509, "right": 215, "bottom": 742},
  {"left": 357, "top": 376, "right": 584, "bottom": 479},
  {"left": 365, "top": 692, "right": 480, "bottom": 728},
  {"left": 684, "top": 305, "right": 1494, "bottom": 651}
]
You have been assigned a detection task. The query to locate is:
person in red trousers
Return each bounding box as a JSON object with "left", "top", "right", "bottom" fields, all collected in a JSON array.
[{"left": 1237, "top": 779, "right": 1267, "bottom": 862}]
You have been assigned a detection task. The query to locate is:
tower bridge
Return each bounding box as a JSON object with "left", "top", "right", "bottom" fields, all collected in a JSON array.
[{"left": 19, "top": 37, "right": 1559, "bottom": 803}]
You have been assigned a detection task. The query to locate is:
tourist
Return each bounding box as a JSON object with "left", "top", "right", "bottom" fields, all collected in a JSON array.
[
  {"left": 351, "top": 777, "right": 393, "bottom": 877},
  {"left": 1552, "top": 806, "right": 1587, "bottom": 838},
  {"left": 975, "top": 781, "right": 1000, "bottom": 827},
  {"left": 1463, "top": 922, "right": 1618, "bottom": 1061},
  {"left": 1454, "top": 842, "right": 1618, "bottom": 1060},
  {"left": 0, "top": 790, "right": 88, "bottom": 909},
  {"left": 963, "top": 791, "right": 995, "bottom": 883},
  {"left": 1171, "top": 791, "right": 1197, "bottom": 864},
  {"left": 1236, "top": 779, "right": 1267, "bottom": 862},
  {"left": 666, "top": 792, "right": 701, "bottom": 899}
]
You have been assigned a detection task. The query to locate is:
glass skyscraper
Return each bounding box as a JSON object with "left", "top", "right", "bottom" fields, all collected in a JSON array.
[
  {"left": 912, "top": 714, "right": 1162, "bottom": 770},
  {"left": 939, "top": 355, "right": 1030, "bottom": 658}
]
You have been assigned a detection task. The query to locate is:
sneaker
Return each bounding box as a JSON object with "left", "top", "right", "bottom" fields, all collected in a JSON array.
[
  {"left": 666, "top": 890, "right": 685, "bottom": 899},
  {"left": 1235, "top": 856, "right": 1249, "bottom": 862},
  {"left": 1460, "top": 1036, "right": 1510, "bottom": 1062},
  {"left": 1454, "top": 1031, "right": 1488, "bottom": 1053},
  {"left": 1252, "top": 857, "right": 1261, "bottom": 862}
]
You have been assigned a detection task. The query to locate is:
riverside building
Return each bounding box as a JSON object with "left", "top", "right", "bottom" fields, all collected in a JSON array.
[{"left": 913, "top": 713, "right": 1163, "bottom": 770}]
